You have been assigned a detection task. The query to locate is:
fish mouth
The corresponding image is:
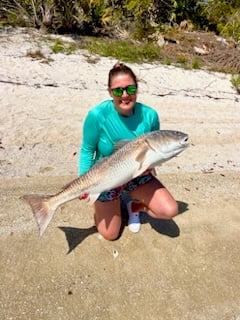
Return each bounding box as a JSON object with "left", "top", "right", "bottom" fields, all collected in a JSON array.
[{"left": 180, "top": 135, "right": 189, "bottom": 147}]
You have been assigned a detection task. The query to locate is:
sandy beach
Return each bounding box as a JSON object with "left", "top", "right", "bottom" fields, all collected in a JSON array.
[{"left": 0, "top": 28, "right": 240, "bottom": 320}]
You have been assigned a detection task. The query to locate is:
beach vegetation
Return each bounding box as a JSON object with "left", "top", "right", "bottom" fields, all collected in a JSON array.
[
  {"left": 26, "top": 49, "right": 46, "bottom": 59},
  {"left": 164, "top": 59, "right": 172, "bottom": 66},
  {"left": 177, "top": 55, "right": 187, "bottom": 65},
  {"left": 0, "top": 1, "right": 239, "bottom": 41},
  {"left": 84, "top": 37, "right": 161, "bottom": 63},
  {"left": 0, "top": 0, "right": 240, "bottom": 74},
  {"left": 192, "top": 57, "right": 200, "bottom": 69},
  {"left": 25, "top": 48, "right": 54, "bottom": 63},
  {"left": 51, "top": 39, "right": 78, "bottom": 54},
  {"left": 231, "top": 74, "right": 240, "bottom": 94}
]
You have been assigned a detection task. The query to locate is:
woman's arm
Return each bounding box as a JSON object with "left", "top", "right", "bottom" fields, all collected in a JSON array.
[
  {"left": 78, "top": 111, "right": 99, "bottom": 175},
  {"left": 152, "top": 110, "right": 160, "bottom": 131}
]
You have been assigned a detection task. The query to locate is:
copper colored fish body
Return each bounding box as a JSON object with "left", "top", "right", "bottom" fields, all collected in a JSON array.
[{"left": 22, "top": 130, "right": 189, "bottom": 236}]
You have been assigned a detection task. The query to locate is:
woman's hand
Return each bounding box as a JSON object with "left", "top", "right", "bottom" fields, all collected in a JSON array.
[{"left": 79, "top": 192, "right": 89, "bottom": 200}]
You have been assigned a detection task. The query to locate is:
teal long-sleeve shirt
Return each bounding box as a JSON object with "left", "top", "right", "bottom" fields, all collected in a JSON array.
[{"left": 78, "top": 100, "right": 160, "bottom": 175}]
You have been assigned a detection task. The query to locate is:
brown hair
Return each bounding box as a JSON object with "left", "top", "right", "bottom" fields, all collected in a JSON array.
[{"left": 108, "top": 62, "right": 138, "bottom": 88}]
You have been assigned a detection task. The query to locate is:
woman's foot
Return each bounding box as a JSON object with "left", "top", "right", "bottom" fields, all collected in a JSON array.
[{"left": 127, "top": 201, "right": 141, "bottom": 233}]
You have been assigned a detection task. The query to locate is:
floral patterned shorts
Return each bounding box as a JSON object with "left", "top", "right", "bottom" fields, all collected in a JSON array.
[{"left": 97, "top": 173, "right": 154, "bottom": 202}]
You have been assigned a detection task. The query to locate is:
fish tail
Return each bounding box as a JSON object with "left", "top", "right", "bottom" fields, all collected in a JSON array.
[{"left": 21, "top": 194, "right": 57, "bottom": 236}]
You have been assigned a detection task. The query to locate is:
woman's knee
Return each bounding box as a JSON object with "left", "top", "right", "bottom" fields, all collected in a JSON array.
[
  {"left": 164, "top": 200, "right": 178, "bottom": 218},
  {"left": 97, "top": 227, "right": 120, "bottom": 241},
  {"left": 149, "top": 198, "right": 178, "bottom": 220},
  {"left": 94, "top": 199, "right": 121, "bottom": 241},
  {"left": 158, "top": 199, "right": 178, "bottom": 219}
]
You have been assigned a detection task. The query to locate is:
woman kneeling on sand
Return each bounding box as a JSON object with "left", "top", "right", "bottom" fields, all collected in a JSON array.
[{"left": 79, "top": 62, "right": 178, "bottom": 240}]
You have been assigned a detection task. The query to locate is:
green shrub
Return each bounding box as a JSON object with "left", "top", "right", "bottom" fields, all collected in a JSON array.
[
  {"left": 164, "top": 59, "right": 172, "bottom": 66},
  {"left": 220, "top": 10, "right": 240, "bottom": 42},
  {"left": 192, "top": 57, "right": 200, "bottom": 69},
  {"left": 231, "top": 74, "right": 240, "bottom": 94},
  {"left": 177, "top": 55, "right": 187, "bottom": 65},
  {"left": 51, "top": 39, "right": 78, "bottom": 54},
  {"left": 85, "top": 38, "right": 162, "bottom": 63}
]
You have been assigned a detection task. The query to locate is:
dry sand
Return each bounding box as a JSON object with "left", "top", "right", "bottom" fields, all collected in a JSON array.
[{"left": 0, "top": 28, "right": 240, "bottom": 320}]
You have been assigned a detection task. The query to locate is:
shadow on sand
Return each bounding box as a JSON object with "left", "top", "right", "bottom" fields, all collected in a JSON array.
[
  {"left": 58, "top": 226, "right": 97, "bottom": 254},
  {"left": 59, "top": 200, "right": 189, "bottom": 253},
  {"left": 140, "top": 200, "right": 189, "bottom": 238}
]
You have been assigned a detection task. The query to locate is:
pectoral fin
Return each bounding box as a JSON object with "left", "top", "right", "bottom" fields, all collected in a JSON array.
[{"left": 133, "top": 139, "right": 156, "bottom": 176}]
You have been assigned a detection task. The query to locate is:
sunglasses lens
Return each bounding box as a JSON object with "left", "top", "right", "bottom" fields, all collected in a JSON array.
[
  {"left": 112, "top": 88, "right": 123, "bottom": 97},
  {"left": 126, "top": 85, "right": 137, "bottom": 95}
]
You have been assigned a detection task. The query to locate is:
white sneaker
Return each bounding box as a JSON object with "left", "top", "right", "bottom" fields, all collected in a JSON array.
[{"left": 127, "top": 201, "right": 141, "bottom": 233}]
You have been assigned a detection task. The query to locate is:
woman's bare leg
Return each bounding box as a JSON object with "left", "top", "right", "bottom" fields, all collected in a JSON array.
[
  {"left": 130, "top": 176, "right": 178, "bottom": 219},
  {"left": 94, "top": 198, "right": 122, "bottom": 240}
]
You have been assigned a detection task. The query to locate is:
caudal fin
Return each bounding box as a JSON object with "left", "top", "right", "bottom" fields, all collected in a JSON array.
[{"left": 21, "top": 194, "right": 56, "bottom": 236}]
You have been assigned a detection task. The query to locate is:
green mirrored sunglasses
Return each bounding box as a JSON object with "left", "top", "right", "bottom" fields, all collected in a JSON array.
[{"left": 111, "top": 85, "right": 137, "bottom": 97}]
